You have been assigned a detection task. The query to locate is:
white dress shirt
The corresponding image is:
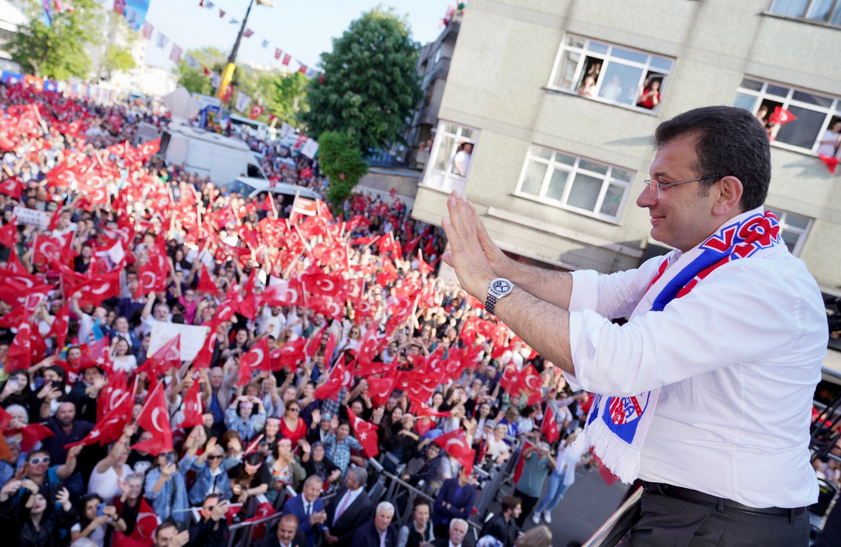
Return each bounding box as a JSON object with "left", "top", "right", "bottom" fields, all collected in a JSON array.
[{"left": 566, "top": 224, "right": 827, "bottom": 508}]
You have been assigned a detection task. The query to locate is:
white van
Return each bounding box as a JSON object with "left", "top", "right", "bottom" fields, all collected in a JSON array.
[{"left": 159, "top": 121, "right": 267, "bottom": 183}]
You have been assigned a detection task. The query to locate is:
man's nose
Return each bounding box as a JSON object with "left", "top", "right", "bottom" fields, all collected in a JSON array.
[{"left": 637, "top": 182, "right": 657, "bottom": 208}]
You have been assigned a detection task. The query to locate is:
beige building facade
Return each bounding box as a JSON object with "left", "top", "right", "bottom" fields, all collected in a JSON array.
[{"left": 411, "top": 0, "right": 841, "bottom": 292}]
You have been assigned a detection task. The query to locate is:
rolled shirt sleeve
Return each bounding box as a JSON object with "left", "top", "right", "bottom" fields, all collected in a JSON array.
[{"left": 568, "top": 257, "right": 814, "bottom": 397}]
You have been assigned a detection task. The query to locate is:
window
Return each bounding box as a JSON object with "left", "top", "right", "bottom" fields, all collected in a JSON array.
[
  {"left": 766, "top": 0, "right": 841, "bottom": 27},
  {"left": 434, "top": 48, "right": 442, "bottom": 64},
  {"left": 766, "top": 208, "right": 812, "bottom": 256},
  {"left": 734, "top": 77, "right": 841, "bottom": 155},
  {"left": 548, "top": 34, "right": 674, "bottom": 113},
  {"left": 515, "top": 145, "right": 634, "bottom": 222},
  {"left": 423, "top": 121, "right": 479, "bottom": 195}
]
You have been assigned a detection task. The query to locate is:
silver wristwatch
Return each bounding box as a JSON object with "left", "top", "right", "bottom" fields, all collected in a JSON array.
[{"left": 485, "top": 278, "right": 514, "bottom": 315}]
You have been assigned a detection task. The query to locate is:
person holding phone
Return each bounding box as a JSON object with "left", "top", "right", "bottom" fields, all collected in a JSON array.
[
  {"left": 71, "top": 493, "right": 126, "bottom": 547},
  {"left": 144, "top": 450, "right": 190, "bottom": 524}
]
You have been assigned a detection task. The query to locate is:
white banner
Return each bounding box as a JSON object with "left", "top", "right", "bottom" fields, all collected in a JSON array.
[
  {"left": 148, "top": 322, "right": 210, "bottom": 362},
  {"left": 300, "top": 138, "right": 319, "bottom": 159},
  {"left": 235, "top": 90, "right": 251, "bottom": 113},
  {"left": 280, "top": 122, "right": 294, "bottom": 139},
  {"left": 14, "top": 206, "right": 50, "bottom": 229}
]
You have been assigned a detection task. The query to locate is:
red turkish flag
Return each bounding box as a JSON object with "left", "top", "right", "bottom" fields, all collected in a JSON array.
[
  {"left": 307, "top": 294, "right": 344, "bottom": 321},
  {"left": 221, "top": 85, "right": 234, "bottom": 104},
  {"left": 312, "top": 359, "right": 350, "bottom": 400},
  {"left": 0, "top": 177, "right": 22, "bottom": 199},
  {"left": 137, "top": 138, "right": 161, "bottom": 159},
  {"left": 408, "top": 396, "right": 451, "bottom": 418},
  {"left": 353, "top": 326, "right": 381, "bottom": 364},
  {"left": 6, "top": 423, "right": 54, "bottom": 452},
  {"left": 197, "top": 265, "right": 220, "bottom": 297},
  {"left": 769, "top": 106, "right": 797, "bottom": 125},
  {"left": 192, "top": 320, "right": 220, "bottom": 369},
  {"left": 112, "top": 497, "right": 158, "bottom": 547},
  {"left": 137, "top": 335, "right": 181, "bottom": 378},
  {"left": 434, "top": 429, "right": 476, "bottom": 475},
  {"left": 417, "top": 250, "right": 434, "bottom": 276},
  {"left": 65, "top": 378, "right": 134, "bottom": 449},
  {"left": 65, "top": 272, "right": 121, "bottom": 307},
  {"left": 97, "top": 372, "right": 131, "bottom": 422},
  {"left": 513, "top": 440, "right": 534, "bottom": 484},
  {"left": 519, "top": 363, "right": 543, "bottom": 406},
  {"left": 178, "top": 374, "right": 204, "bottom": 429},
  {"left": 131, "top": 382, "right": 173, "bottom": 456},
  {"left": 367, "top": 376, "right": 396, "bottom": 406},
  {"left": 542, "top": 405, "right": 560, "bottom": 444},
  {"left": 347, "top": 407, "right": 379, "bottom": 458},
  {"left": 249, "top": 104, "right": 265, "bottom": 120},
  {"left": 819, "top": 153, "right": 839, "bottom": 175},
  {"left": 271, "top": 337, "right": 307, "bottom": 371},
  {"left": 261, "top": 278, "right": 305, "bottom": 307},
  {"left": 301, "top": 267, "right": 345, "bottom": 299},
  {"left": 5, "top": 321, "right": 32, "bottom": 372},
  {"left": 136, "top": 259, "right": 165, "bottom": 299},
  {"left": 32, "top": 233, "right": 73, "bottom": 267},
  {"left": 499, "top": 364, "right": 524, "bottom": 398},
  {"left": 236, "top": 337, "right": 271, "bottom": 386},
  {"left": 0, "top": 220, "right": 15, "bottom": 247},
  {"left": 0, "top": 306, "right": 28, "bottom": 328}
]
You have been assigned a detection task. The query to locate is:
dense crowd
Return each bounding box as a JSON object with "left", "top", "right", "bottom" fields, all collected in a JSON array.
[{"left": 0, "top": 83, "right": 592, "bottom": 547}]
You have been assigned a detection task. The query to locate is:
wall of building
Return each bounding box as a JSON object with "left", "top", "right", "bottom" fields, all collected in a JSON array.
[{"left": 412, "top": 0, "right": 841, "bottom": 289}]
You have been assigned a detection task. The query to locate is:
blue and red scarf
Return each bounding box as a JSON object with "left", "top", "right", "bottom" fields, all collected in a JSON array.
[{"left": 573, "top": 210, "right": 784, "bottom": 483}]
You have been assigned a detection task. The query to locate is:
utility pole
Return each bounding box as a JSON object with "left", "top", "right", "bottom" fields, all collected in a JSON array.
[{"left": 217, "top": 0, "right": 274, "bottom": 100}]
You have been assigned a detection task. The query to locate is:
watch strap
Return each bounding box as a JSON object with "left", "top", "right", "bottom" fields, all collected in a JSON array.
[{"left": 485, "top": 293, "right": 499, "bottom": 315}]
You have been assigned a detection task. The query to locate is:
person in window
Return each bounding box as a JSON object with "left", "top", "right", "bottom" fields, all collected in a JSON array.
[
  {"left": 817, "top": 120, "right": 841, "bottom": 157},
  {"left": 637, "top": 79, "right": 661, "bottom": 109},
  {"left": 577, "top": 75, "right": 597, "bottom": 97},
  {"left": 451, "top": 143, "right": 473, "bottom": 178},
  {"left": 599, "top": 75, "right": 623, "bottom": 101}
]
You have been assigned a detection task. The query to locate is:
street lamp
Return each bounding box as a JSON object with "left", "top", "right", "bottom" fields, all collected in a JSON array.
[{"left": 216, "top": 0, "right": 275, "bottom": 100}]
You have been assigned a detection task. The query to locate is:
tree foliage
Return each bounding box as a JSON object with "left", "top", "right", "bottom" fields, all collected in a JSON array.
[
  {"left": 174, "top": 48, "right": 307, "bottom": 124},
  {"left": 103, "top": 45, "right": 136, "bottom": 75},
  {"left": 318, "top": 131, "right": 369, "bottom": 208},
  {"left": 8, "top": 0, "right": 133, "bottom": 80},
  {"left": 300, "top": 6, "right": 422, "bottom": 151}
]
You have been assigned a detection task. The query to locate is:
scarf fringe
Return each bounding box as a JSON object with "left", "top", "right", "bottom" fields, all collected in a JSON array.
[{"left": 572, "top": 416, "right": 639, "bottom": 484}]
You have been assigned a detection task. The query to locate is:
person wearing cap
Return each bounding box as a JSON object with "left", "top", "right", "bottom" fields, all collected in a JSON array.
[{"left": 307, "top": 409, "right": 333, "bottom": 444}]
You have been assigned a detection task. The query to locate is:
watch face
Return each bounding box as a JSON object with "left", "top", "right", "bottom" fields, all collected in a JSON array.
[{"left": 492, "top": 279, "right": 512, "bottom": 295}]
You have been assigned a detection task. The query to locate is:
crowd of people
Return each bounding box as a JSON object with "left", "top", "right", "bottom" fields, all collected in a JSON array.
[{"left": 0, "top": 81, "right": 594, "bottom": 547}]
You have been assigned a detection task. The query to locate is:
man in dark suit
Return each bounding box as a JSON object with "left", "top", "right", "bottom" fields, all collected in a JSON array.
[
  {"left": 432, "top": 467, "right": 477, "bottom": 536},
  {"left": 323, "top": 466, "right": 373, "bottom": 547},
  {"left": 188, "top": 494, "right": 229, "bottom": 547},
  {"left": 352, "top": 501, "right": 398, "bottom": 547},
  {"left": 478, "top": 495, "right": 521, "bottom": 547},
  {"left": 281, "top": 475, "right": 326, "bottom": 547},
  {"left": 432, "top": 518, "right": 468, "bottom": 547},
  {"left": 255, "top": 513, "right": 307, "bottom": 547}
]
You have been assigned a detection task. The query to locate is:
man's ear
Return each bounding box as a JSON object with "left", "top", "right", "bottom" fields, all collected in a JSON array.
[{"left": 712, "top": 176, "right": 744, "bottom": 216}]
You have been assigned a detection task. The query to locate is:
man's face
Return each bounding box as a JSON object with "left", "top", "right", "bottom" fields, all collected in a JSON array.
[
  {"left": 56, "top": 403, "right": 75, "bottom": 426},
  {"left": 83, "top": 367, "right": 97, "bottom": 384},
  {"left": 375, "top": 508, "right": 393, "bottom": 533},
  {"left": 304, "top": 479, "right": 321, "bottom": 502},
  {"left": 637, "top": 133, "right": 721, "bottom": 253},
  {"left": 449, "top": 521, "right": 467, "bottom": 545},
  {"left": 413, "top": 504, "right": 429, "bottom": 527},
  {"left": 115, "top": 317, "right": 128, "bottom": 333},
  {"left": 513, "top": 504, "right": 522, "bottom": 519},
  {"left": 201, "top": 496, "right": 218, "bottom": 520},
  {"left": 277, "top": 519, "right": 297, "bottom": 543},
  {"left": 154, "top": 525, "right": 177, "bottom": 547}
]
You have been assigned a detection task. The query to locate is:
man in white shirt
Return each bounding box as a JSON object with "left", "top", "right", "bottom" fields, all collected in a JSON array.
[{"left": 441, "top": 106, "right": 825, "bottom": 546}]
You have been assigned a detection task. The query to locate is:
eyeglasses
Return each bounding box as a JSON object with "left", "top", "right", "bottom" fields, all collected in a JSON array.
[
  {"left": 207, "top": 455, "right": 223, "bottom": 460},
  {"left": 288, "top": 408, "right": 300, "bottom": 412},
  {"left": 30, "top": 456, "right": 50, "bottom": 465},
  {"left": 642, "top": 175, "right": 724, "bottom": 199}
]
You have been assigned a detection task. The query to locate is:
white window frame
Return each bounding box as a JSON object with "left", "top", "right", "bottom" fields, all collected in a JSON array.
[
  {"left": 434, "top": 48, "right": 442, "bottom": 64},
  {"left": 734, "top": 77, "right": 841, "bottom": 156},
  {"left": 422, "top": 120, "right": 480, "bottom": 195},
  {"left": 513, "top": 145, "right": 634, "bottom": 223},
  {"left": 765, "top": 207, "right": 813, "bottom": 256},
  {"left": 547, "top": 34, "right": 674, "bottom": 116},
  {"left": 765, "top": 0, "right": 841, "bottom": 28}
]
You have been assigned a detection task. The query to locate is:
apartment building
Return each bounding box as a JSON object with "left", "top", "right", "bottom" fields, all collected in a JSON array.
[{"left": 411, "top": 0, "right": 841, "bottom": 294}]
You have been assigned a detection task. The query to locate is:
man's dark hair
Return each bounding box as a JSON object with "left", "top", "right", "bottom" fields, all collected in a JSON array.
[
  {"left": 155, "top": 518, "right": 178, "bottom": 538},
  {"left": 654, "top": 106, "right": 771, "bottom": 211},
  {"left": 501, "top": 495, "right": 522, "bottom": 513},
  {"left": 413, "top": 498, "right": 431, "bottom": 511}
]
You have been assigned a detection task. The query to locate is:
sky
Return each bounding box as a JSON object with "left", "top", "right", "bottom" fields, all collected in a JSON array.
[{"left": 130, "top": 0, "right": 456, "bottom": 73}]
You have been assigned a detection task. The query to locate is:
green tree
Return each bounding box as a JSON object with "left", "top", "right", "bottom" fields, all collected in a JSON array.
[
  {"left": 265, "top": 71, "right": 308, "bottom": 124},
  {"left": 8, "top": 0, "right": 109, "bottom": 79},
  {"left": 300, "top": 6, "right": 422, "bottom": 151},
  {"left": 102, "top": 45, "right": 135, "bottom": 75},
  {"left": 173, "top": 47, "right": 228, "bottom": 96},
  {"left": 318, "top": 131, "right": 369, "bottom": 208}
]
